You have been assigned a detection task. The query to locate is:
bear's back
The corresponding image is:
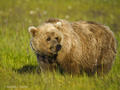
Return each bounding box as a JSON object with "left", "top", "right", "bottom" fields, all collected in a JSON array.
[{"left": 71, "top": 21, "right": 117, "bottom": 67}]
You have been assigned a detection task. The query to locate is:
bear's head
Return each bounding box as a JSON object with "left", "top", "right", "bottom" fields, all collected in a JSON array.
[{"left": 29, "top": 22, "right": 63, "bottom": 57}]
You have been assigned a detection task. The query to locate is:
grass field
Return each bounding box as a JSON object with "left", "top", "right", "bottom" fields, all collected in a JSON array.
[{"left": 0, "top": 0, "right": 120, "bottom": 90}]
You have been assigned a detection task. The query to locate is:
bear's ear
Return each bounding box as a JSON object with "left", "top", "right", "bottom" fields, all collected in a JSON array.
[
  {"left": 54, "top": 22, "right": 62, "bottom": 29},
  {"left": 28, "top": 26, "right": 37, "bottom": 37}
]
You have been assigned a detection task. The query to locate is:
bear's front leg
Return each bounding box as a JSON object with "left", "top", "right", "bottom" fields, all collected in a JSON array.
[
  {"left": 58, "top": 59, "right": 81, "bottom": 75},
  {"left": 36, "top": 54, "right": 57, "bottom": 73}
]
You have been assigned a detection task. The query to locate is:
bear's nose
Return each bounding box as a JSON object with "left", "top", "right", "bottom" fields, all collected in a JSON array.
[{"left": 56, "top": 44, "right": 61, "bottom": 51}]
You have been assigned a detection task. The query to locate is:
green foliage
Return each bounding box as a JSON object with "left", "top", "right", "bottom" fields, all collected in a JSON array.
[{"left": 0, "top": 0, "right": 120, "bottom": 90}]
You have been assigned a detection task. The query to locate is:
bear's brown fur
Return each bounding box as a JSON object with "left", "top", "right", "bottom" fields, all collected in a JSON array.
[{"left": 29, "top": 18, "right": 117, "bottom": 75}]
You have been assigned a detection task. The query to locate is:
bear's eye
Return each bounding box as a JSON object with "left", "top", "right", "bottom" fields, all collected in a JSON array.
[
  {"left": 46, "top": 37, "right": 51, "bottom": 41},
  {"left": 55, "top": 37, "right": 59, "bottom": 40}
]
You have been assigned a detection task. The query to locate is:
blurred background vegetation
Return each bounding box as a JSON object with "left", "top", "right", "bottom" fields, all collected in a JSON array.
[{"left": 0, "top": 0, "right": 120, "bottom": 90}]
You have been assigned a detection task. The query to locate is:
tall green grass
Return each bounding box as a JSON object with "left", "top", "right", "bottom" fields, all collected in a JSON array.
[{"left": 0, "top": 0, "right": 120, "bottom": 90}]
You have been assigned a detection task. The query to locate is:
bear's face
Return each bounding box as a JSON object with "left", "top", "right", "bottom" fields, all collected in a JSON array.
[{"left": 29, "top": 23, "right": 63, "bottom": 57}]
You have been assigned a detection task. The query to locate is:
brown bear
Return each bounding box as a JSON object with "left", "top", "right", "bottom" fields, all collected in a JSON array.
[{"left": 29, "top": 18, "right": 117, "bottom": 75}]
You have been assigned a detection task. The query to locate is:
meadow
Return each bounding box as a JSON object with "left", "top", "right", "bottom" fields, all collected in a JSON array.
[{"left": 0, "top": 0, "right": 120, "bottom": 90}]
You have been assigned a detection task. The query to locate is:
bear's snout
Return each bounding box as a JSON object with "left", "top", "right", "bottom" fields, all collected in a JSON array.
[
  {"left": 56, "top": 44, "right": 61, "bottom": 51},
  {"left": 49, "top": 44, "right": 61, "bottom": 54}
]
